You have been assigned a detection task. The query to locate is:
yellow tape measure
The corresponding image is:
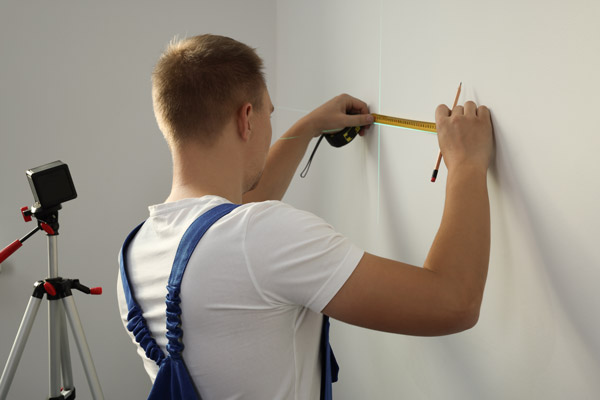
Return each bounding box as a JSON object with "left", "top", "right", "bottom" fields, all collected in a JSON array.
[{"left": 371, "top": 113, "right": 437, "bottom": 133}]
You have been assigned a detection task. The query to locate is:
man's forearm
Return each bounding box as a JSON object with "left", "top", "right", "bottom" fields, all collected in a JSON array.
[
  {"left": 242, "top": 117, "right": 315, "bottom": 203},
  {"left": 423, "top": 165, "right": 491, "bottom": 317}
]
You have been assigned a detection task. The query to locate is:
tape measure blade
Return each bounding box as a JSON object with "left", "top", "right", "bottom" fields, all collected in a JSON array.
[{"left": 372, "top": 113, "right": 437, "bottom": 133}]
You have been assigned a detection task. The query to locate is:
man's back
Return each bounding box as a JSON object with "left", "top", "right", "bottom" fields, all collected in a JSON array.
[
  {"left": 117, "top": 196, "right": 363, "bottom": 399},
  {"left": 122, "top": 33, "right": 492, "bottom": 398}
]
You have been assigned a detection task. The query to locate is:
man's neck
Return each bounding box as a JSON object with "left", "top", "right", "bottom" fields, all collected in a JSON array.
[{"left": 166, "top": 136, "right": 245, "bottom": 205}]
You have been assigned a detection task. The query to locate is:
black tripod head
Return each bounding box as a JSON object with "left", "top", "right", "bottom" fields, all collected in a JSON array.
[
  {"left": 27, "top": 161, "right": 76, "bottom": 213},
  {"left": 25, "top": 160, "right": 77, "bottom": 234},
  {"left": 0, "top": 161, "right": 77, "bottom": 264}
]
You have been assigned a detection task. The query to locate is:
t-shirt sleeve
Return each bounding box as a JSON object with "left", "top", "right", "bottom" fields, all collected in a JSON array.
[{"left": 243, "top": 202, "right": 364, "bottom": 313}]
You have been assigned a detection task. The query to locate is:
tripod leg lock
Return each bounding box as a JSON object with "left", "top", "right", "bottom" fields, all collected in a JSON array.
[
  {"left": 32, "top": 280, "right": 49, "bottom": 299},
  {"left": 46, "top": 387, "right": 76, "bottom": 400}
]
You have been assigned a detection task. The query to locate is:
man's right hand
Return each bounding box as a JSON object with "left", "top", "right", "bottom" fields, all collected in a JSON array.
[{"left": 435, "top": 101, "right": 494, "bottom": 172}]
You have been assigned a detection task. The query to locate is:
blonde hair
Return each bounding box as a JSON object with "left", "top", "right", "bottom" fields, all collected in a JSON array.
[{"left": 152, "top": 34, "right": 266, "bottom": 147}]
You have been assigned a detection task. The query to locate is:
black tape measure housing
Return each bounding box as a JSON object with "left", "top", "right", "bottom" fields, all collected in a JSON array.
[{"left": 324, "top": 126, "right": 360, "bottom": 147}]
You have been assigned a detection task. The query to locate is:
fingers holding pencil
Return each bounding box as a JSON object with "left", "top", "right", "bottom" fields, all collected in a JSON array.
[
  {"left": 434, "top": 98, "right": 494, "bottom": 174},
  {"left": 463, "top": 101, "right": 477, "bottom": 115},
  {"left": 431, "top": 82, "right": 462, "bottom": 182}
]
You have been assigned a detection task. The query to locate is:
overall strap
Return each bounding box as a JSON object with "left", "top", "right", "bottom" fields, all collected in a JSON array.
[
  {"left": 118, "top": 203, "right": 241, "bottom": 368},
  {"left": 148, "top": 202, "right": 241, "bottom": 400},
  {"left": 120, "top": 203, "right": 240, "bottom": 400},
  {"left": 321, "top": 315, "right": 339, "bottom": 400},
  {"left": 120, "top": 221, "right": 166, "bottom": 365},
  {"left": 120, "top": 221, "right": 145, "bottom": 310},
  {"left": 164, "top": 203, "right": 240, "bottom": 359}
]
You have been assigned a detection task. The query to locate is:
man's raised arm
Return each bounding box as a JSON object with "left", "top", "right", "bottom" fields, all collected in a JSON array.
[
  {"left": 242, "top": 94, "right": 374, "bottom": 203},
  {"left": 323, "top": 101, "right": 494, "bottom": 336}
]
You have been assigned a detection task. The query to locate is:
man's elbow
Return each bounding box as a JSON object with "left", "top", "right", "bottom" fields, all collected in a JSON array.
[
  {"left": 440, "top": 276, "right": 486, "bottom": 334},
  {"left": 447, "top": 299, "right": 481, "bottom": 334},
  {"left": 457, "top": 305, "right": 481, "bottom": 332},
  {"left": 415, "top": 299, "right": 481, "bottom": 336}
]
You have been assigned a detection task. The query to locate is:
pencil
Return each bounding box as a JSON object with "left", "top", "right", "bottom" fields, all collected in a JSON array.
[{"left": 431, "top": 82, "right": 462, "bottom": 182}]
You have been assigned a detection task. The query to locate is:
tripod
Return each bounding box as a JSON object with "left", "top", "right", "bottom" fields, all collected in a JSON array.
[{"left": 0, "top": 207, "right": 105, "bottom": 400}]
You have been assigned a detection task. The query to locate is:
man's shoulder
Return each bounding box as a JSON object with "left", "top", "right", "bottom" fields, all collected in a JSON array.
[
  {"left": 240, "top": 199, "right": 291, "bottom": 213},
  {"left": 238, "top": 201, "right": 336, "bottom": 244},
  {"left": 240, "top": 200, "right": 323, "bottom": 224}
]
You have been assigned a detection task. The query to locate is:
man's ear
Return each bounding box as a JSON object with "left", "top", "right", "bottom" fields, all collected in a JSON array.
[{"left": 236, "top": 102, "right": 253, "bottom": 142}]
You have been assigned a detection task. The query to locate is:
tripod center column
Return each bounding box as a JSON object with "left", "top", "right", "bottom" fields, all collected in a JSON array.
[{"left": 48, "top": 235, "right": 58, "bottom": 278}]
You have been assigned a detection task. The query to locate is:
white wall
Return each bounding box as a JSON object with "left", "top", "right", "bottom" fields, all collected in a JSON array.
[
  {"left": 0, "top": 1, "right": 275, "bottom": 398},
  {"left": 276, "top": 0, "right": 600, "bottom": 399}
]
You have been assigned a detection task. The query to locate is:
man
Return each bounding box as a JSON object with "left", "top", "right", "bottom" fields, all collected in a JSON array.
[{"left": 118, "top": 34, "right": 494, "bottom": 399}]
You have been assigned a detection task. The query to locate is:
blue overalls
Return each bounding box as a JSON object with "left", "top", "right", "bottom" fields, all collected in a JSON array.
[{"left": 120, "top": 203, "right": 339, "bottom": 399}]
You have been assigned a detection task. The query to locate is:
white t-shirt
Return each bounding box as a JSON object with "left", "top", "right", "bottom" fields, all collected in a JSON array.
[{"left": 117, "top": 196, "right": 363, "bottom": 400}]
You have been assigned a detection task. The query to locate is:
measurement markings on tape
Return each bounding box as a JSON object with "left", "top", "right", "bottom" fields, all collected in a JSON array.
[{"left": 372, "top": 113, "right": 437, "bottom": 133}]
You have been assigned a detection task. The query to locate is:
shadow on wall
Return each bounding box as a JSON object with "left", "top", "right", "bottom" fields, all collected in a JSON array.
[
  {"left": 490, "top": 115, "right": 600, "bottom": 368},
  {"left": 362, "top": 110, "right": 600, "bottom": 398},
  {"left": 328, "top": 100, "right": 599, "bottom": 398}
]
